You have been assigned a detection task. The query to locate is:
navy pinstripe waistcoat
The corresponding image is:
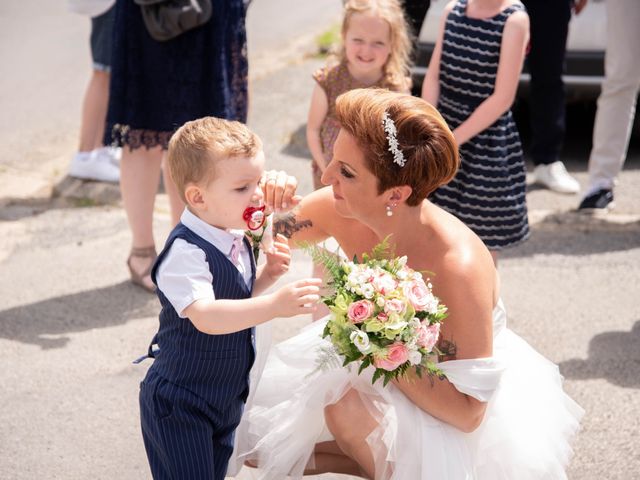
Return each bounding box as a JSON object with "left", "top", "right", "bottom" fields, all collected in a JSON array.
[{"left": 147, "top": 222, "right": 257, "bottom": 404}]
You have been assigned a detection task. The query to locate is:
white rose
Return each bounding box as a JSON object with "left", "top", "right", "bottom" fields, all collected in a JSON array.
[
  {"left": 361, "top": 283, "right": 375, "bottom": 299},
  {"left": 408, "top": 350, "right": 422, "bottom": 365},
  {"left": 350, "top": 330, "right": 371, "bottom": 354},
  {"left": 424, "top": 296, "right": 439, "bottom": 314}
]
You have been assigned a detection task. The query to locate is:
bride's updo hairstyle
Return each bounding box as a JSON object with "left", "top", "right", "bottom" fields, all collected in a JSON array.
[{"left": 334, "top": 88, "right": 459, "bottom": 206}]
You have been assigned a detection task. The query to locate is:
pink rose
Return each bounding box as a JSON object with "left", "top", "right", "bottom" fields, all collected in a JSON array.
[
  {"left": 347, "top": 300, "right": 375, "bottom": 324},
  {"left": 372, "top": 273, "right": 397, "bottom": 295},
  {"left": 403, "top": 279, "right": 434, "bottom": 312},
  {"left": 373, "top": 342, "right": 409, "bottom": 371},
  {"left": 377, "top": 312, "right": 389, "bottom": 323},
  {"left": 417, "top": 322, "right": 441, "bottom": 351},
  {"left": 384, "top": 298, "right": 406, "bottom": 315}
]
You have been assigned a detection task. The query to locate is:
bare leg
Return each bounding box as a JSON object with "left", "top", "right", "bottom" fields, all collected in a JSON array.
[
  {"left": 244, "top": 441, "right": 368, "bottom": 478},
  {"left": 324, "top": 390, "right": 379, "bottom": 479},
  {"left": 304, "top": 441, "right": 368, "bottom": 478},
  {"left": 161, "top": 154, "right": 184, "bottom": 226},
  {"left": 120, "top": 146, "right": 163, "bottom": 289},
  {"left": 490, "top": 250, "right": 498, "bottom": 267},
  {"left": 78, "top": 69, "right": 110, "bottom": 152}
]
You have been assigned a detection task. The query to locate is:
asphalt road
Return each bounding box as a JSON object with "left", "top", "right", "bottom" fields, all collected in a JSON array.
[{"left": 1, "top": 2, "right": 639, "bottom": 479}]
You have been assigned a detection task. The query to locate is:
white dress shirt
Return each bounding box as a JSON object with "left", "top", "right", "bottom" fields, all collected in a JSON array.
[{"left": 156, "top": 208, "right": 252, "bottom": 318}]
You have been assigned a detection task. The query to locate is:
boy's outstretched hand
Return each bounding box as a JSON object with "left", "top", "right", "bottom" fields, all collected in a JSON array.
[
  {"left": 271, "top": 278, "right": 322, "bottom": 318},
  {"left": 264, "top": 234, "right": 292, "bottom": 279}
]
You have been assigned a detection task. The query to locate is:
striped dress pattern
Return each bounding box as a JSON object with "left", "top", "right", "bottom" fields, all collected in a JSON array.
[{"left": 430, "top": 0, "right": 530, "bottom": 249}]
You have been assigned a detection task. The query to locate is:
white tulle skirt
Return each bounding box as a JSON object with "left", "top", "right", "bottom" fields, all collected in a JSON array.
[{"left": 234, "top": 302, "right": 583, "bottom": 479}]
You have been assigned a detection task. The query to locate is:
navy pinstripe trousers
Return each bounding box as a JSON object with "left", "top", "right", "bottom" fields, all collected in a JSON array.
[{"left": 140, "top": 369, "right": 245, "bottom": 479}]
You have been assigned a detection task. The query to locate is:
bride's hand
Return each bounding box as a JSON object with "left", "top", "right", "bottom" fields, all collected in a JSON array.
[{"left": 261, "top": 170, "right": 302, "bottom": 214}]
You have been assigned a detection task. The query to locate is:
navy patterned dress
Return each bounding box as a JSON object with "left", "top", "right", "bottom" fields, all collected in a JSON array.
[
  {"left": 105, "top": 0, "right": 249, "bottom": 150},
  {"left": 430, "top": 0, "right": 529, "bottom": 250}
]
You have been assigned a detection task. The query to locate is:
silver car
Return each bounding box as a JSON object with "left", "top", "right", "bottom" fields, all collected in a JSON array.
[{"left": 411, "top": 0, "right": 606, "bottom": 101}]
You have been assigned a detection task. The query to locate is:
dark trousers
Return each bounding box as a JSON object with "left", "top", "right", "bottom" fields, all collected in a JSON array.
[
  {"left": 402, "top": 0, "right": 431, "bottom": 39},
  {"left": 139, "top": 370, "right": 244, "bottom": 480},
  {"left": 522, "top": 0, "right": 572, "bottom": 165}
]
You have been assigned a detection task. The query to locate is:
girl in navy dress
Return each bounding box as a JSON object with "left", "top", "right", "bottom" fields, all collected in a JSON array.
[{"left": 423, "top": 0, "right": 530, "bottom": 263}]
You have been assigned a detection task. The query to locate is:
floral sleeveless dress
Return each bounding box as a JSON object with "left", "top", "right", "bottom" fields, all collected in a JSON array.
[
  {"left": 430, "top": 0, "right": 530, "bottom": 250},
  {"left": 311, "top": 61, "right": 397, "bottom": 189}
]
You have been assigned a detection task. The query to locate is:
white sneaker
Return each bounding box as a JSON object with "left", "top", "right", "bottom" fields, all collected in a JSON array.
[
  {"left": 69, "top": 148, "right": 120, "bottom": 183},
  {"left": 533, "top": 161, "right": 579, "bottom": 194},
  {"left": 104, "top": 146, "right": 122, "bottom": 166}
]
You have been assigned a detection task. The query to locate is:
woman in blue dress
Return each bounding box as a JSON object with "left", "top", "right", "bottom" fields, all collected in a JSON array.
[{"left": 105, "top": 0, "right": 249, "bottom": 291}]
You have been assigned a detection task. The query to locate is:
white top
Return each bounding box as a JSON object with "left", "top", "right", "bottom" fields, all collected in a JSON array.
[
  {"left": 156, "top": 209, "right": 253, "bottom": 318},
  {"left": 67, "top": 0, "right": 115, "bottom": 17}
]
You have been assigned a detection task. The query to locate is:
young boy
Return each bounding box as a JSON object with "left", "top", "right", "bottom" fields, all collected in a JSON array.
[{"left": 137, "top": 117, "right": 321, "bottom": 480}]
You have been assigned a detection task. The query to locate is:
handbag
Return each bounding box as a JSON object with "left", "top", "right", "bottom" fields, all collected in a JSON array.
[{"left": 133, "top": 0, "right": 212, "bottom": 42}]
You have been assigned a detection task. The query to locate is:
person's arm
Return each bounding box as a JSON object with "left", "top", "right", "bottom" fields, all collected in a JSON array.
[
  {"left": 393, "top": 248, "right": 496, "bottom": 432},
  {"left": 183, "top": 278, "right": 321, "bottom": 335},
  {"left": 307, "top": 83, "right": 330, "bottom": 173},
  {"left": 421, "top": 1, "right": 456, "bottom": 105},
  {"left": 451, "top": 10, "right": 529, "bottom": 145},
  {"left": 272, "top": 187, "right": 338, "bottom": 246}
]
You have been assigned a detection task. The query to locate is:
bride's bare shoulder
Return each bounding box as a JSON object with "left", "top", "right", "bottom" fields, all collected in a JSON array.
[{"left": 430, "top": 210, "right": 495, "bottom": 286}]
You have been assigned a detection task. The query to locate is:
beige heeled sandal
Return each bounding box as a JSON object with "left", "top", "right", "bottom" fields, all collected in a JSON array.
[{"left": 127, "top": 246, "right": 157, "bottom": 293}]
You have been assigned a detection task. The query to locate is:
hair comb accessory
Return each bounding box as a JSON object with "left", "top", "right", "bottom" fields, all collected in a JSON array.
[{"left": 382, "top": 111, "right": 406, "bottom": 168}]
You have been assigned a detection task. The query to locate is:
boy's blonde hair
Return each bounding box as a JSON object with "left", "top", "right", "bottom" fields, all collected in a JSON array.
[
  {"left": 167, "top": 117, "right": 262, "bottom": 203},
  {"left": 339, "top": 0, "right": 413, "bottom": 92}
]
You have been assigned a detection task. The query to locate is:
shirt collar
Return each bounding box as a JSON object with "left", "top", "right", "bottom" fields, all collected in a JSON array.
[{"left": 180, "top": 208, "right": 245, "bottom": 258}]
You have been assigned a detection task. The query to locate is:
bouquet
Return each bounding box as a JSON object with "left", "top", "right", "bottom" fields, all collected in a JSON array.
[{"left": 309, "top": 241, "right": 448, "bottom": 386}]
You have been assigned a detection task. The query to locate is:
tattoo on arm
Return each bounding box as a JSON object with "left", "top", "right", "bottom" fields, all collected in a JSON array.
[
  {"left": 273, "top": 211, "right": 313, "bottom": 239},
  {"left": 438, "top": 338, "right": 457, "bottom": 362}
]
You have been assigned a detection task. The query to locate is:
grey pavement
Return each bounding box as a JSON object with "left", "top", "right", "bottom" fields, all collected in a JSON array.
[{"left": 1, "top": 2, "right": 640, "bottom": 479}]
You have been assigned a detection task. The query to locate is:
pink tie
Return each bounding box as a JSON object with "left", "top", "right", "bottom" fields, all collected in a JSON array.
[{"left": 229, "top": 236, "right": 243, "bottom": 266}]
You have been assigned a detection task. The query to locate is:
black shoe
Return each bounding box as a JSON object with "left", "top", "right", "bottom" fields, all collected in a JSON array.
[{"left": 578, "top": 188, "right": 614, "bottom": 211}]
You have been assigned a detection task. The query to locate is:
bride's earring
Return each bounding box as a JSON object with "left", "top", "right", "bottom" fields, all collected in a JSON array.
[{"left": 386, "top": 205, "right": 394, "bottom": 217}]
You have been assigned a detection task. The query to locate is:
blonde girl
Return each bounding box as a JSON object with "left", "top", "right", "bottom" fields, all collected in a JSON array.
[
  {"left": 307, "top": 0, "right": 413, "bottom": 190},
  {"left": 305, "top": 0, "right": 413, "bottom": 320}
]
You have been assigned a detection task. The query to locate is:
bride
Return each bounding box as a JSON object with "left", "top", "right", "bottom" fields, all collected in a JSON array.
[{"left": 239, "top": 88, "right": 583, "bottom": 479}]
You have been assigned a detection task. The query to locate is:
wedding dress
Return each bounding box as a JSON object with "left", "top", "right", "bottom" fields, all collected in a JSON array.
[{"left": 235, "top": 300, "right": 583, "bottom": 479}]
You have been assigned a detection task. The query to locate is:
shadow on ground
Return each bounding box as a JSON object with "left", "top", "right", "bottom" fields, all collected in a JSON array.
[
  {"left": 281, "top": 124, "right": 311, "bottom": 159},
  {"left": 503, "top": 212, "right": 640, "bottom": 258},
  {"left": 559, "top": 321, "right": 640, "bottom": 389},
  {"left": 0, "top": 282, "right": 158, "bottom": 348}
]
